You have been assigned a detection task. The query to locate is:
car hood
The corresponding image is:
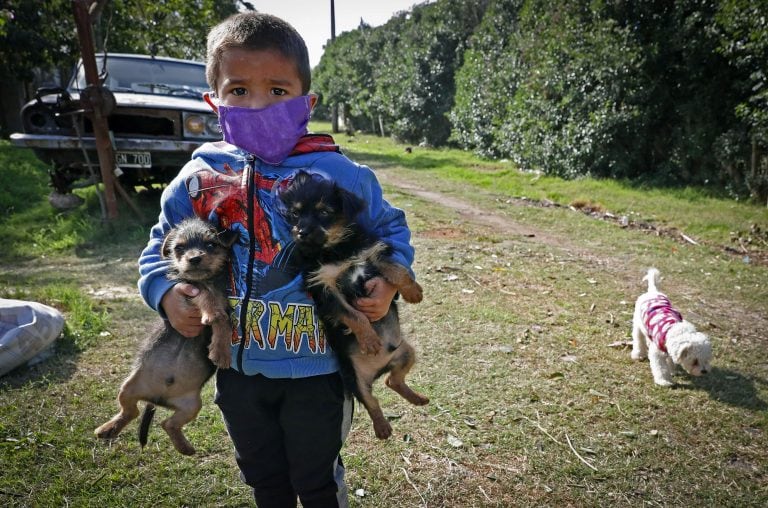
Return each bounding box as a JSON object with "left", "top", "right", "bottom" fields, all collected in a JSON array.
[{"left": 69, "top": 90, "right": 213, "bottom": 113}]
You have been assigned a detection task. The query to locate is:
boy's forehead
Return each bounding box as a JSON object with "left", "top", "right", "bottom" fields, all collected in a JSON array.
[{"left": 218, "top": 47, "right": 301, "bottom": 83}]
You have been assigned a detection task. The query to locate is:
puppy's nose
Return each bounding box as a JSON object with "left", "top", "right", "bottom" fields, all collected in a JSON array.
[
  {"left": 188, "top": 255, "right": 202, "bottom": 265},
  {"left": 701, "top": 369, "right": 708, "bottom": 375}
]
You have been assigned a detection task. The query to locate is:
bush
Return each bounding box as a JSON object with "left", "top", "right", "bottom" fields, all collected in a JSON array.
[{"left": 316, "top": 0, "right": 768, "bottom": 201}]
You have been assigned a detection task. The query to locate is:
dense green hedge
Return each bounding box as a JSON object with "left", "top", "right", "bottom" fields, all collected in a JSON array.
[
  {"left": 315, "top": 0, "right": 487, "bottom": 146},
  {"left": 313, "top": 0, "right": 768, "bottom": 202}
]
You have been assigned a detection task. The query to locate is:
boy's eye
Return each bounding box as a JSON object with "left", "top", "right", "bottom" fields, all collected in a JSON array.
[
  {"left": 231, "top": 87, "right": 247, "bottom": 96},
  {"left": 271, "top": 88, "right": 287, "bottom": 96}
]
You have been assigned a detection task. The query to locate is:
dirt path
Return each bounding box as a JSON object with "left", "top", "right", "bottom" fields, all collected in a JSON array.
[
  {"left": 380, "top": 177, "right": 537, "bottom": 237},
  {"left": 375, "top": 168, "right": 641, "bottom": 271},
  {"left": 375, "top": 170, "right": 585, "bottom": 253},
  {"left": 376, "top": 168, "right": 768, "bottom": 267},
  {"left": 375, "top": 167, "right": 768, "bottom": 346}
]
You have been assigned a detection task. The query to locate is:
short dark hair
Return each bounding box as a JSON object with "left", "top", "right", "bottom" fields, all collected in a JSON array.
[{"left": 206, "top": 12, "right": 311, "bottom": 94}]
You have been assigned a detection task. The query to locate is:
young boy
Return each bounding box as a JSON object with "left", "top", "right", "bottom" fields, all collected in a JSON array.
[{"left": 137, "top": 11, "right": 417, "bottom": 508}]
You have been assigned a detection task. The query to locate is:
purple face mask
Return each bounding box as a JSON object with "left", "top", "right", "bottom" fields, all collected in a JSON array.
[{"left": 217, "top": 95, "right": 312, "bottom": 164}]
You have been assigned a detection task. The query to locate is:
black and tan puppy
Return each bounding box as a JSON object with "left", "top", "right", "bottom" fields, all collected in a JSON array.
[
  {"left": 94, "top": 218, "right": 237, "bottom": 455},
  {"left": 278, "top": 171, "right": 428, "bottom": 439}
]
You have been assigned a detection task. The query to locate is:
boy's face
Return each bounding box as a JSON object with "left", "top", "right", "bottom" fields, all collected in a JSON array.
[{"left": 208, "top": 47, "right": 315, "bottom": 111}]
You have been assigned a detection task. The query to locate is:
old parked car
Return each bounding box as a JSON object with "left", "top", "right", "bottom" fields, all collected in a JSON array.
[{"left": 10, "top": 53, "right": 221, "bottom": 193}]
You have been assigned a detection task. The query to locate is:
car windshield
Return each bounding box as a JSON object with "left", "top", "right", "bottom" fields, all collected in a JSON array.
[{"left": 70, "top": 55, "right": 209, "bottom": 99}]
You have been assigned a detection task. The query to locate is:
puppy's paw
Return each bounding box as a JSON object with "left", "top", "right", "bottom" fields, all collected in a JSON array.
[
  {"left": 208, "top": 345, "right": 231, "bottom": 369},
  {"left": 173, "top": 441, "right": 196, "bottom": 456},
  {"left": 94, "top": 422, "right": 120, "bottom": 439},
  {"left": 200, "top": 310, "right": 226, "bottom": 326},
  {"left": 357, "top": 331, "right": 382, "bottom": 355},
  {"left": 630, "top": 350, "right": 646, "bottom": 361},
  {"left": 654, "top": 378, "right": 675, "bottom": 387},
  {"left": 372, "top": 418, "right": 393, "bottom": 439},
  {"left": 399, "top": 281, "right": 423, "bottom": 304},
  {"left": 162, "top": 422, "right": 197, "bottom": 455}
]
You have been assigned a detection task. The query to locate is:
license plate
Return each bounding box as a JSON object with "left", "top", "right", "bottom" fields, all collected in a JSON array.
[{"left": 115, "top": 151, "right": 151, "bottom": 168}]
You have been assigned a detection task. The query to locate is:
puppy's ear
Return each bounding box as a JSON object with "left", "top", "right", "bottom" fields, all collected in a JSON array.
[
  {"left": 217, "top": 228, "right": 240, "bottom": 248},
  {"left": 337, "top": 186, "right": 365, "bottom": 221},
  {"left": 160, "top": 229, "right": 176, "bottom": 259},
  {"left": 294, "top": 170, "right": 312, "bottom": 186}
]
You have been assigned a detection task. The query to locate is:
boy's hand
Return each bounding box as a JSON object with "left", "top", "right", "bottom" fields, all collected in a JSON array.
[
  {"left": 161, "top": 283, "right": 203, "bottom": 337},
  {"left": 355, "top": 277, "right": 397, "bottom": 322}
]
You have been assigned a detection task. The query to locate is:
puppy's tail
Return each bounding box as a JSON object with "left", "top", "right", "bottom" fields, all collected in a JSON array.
[
  {"left": 642, "top": 268, "right": 661, "bottom": 292},
  {"left": 138, "top": 403, "right": 156, "bottom": 449}
]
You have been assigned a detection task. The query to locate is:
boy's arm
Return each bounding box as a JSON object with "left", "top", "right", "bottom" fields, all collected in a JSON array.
[
  {"left": 351, "top": 165, "right": 416, "bottom": 273},
  {"left": 138, "top": 171, "right": 202, "bottom": 335},
  {"left": 347, "top": 164, "right": 416, "bottom": 320}
]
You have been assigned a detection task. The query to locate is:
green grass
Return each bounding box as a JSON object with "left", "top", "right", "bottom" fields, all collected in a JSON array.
[
  {"left": 2, "top": 283, "right": 110, "bottom": 352},
  {"left": 0, "top": 140, "right": 154, "bottom": 261},
  {"left": 1, "top": 131, "right": 767, "bottom": 506}
]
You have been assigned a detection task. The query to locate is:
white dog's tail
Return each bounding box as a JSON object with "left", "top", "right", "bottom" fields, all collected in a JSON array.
[{"left": 642, "top": 268, "right": 661, "bottom": 292}]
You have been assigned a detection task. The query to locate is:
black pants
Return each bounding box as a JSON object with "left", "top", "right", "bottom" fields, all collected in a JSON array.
[{"left": 215, "top": 368, "right": 350, "bottom": 508}]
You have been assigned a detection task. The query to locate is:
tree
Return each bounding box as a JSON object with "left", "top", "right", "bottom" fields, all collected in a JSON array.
[
  {"left": 312, "top": 21, "right": 383, "bottom": 133},
  {"left": 453, "top": 0, "right": 646, "bottom": 178},
  {"left": 0, "top": 0, "right": 78, "bottom": 135},
  {"left": 514, "top": 1, "right": 648, "bottom": 179},
  {"left": 315, "top": 0, "right": 489, "bottom": 145},
  {"left": 371, "top": 0, "right": 488, "bottom": 145},
  {"left": 714, "top": 0, "right": 768, "bottom": 202},
  {"left": 310, "top": 0, "right": 767, "bottom": 200},
  {"left": 0, "top": 0, "right": 240, "bottom": 136},
  {"left": 450, "top": 0, "right": 766, "bottom": 200},
  {"left": 94, "top": 0, "right": 240, "bottom": 61},
  {"left": 450, "top": 0, "right": 523, "bottom": 157},
  {"left": 0, "top": 0, "right": 76, "bottom": 82}
]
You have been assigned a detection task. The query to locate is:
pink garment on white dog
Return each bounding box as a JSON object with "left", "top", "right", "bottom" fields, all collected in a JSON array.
[{"left": 640, "top": 294, "right": 683, "bottom": 353}]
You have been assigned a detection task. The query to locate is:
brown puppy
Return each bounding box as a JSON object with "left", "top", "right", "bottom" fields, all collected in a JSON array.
[
  {"left": 94, "top": 218, "right": 237, "bottom": 455},
  {"left": 278, "top": 171, "right": 428, "bottom": 439},
  {"left": 161, "top": 218, "right": 238, "bottom": 369}
]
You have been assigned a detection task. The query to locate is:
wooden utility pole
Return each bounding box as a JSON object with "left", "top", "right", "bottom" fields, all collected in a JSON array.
[
  {"left": 72, "top": 0, "right": 118, "bottom": 219},
  {"left": 330, "top": 0, "right": 339, "bottom": 133}
]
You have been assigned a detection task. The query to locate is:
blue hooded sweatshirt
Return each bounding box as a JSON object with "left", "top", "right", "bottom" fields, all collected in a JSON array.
[{"left": 138, "top": 135, "right": 415, "bottom": 378}]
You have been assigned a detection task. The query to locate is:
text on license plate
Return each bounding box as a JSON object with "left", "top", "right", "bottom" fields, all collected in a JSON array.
[{"left": 116, "top": 151, "right": 152, "bottom": 168}]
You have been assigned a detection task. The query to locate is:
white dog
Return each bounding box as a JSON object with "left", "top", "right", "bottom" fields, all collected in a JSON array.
[{"left": 631, "top": 268, "right": 712, "bottom": 386}]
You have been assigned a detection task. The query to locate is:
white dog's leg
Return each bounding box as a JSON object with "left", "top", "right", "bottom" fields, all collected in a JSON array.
[
  {"left": 648, "top": 344, "right": 675, "bottom": 387},
  {"left": 664, "top": 354, "right": 676, "bottom": 374},
  {"left": 631, "top": 324, "right": 647, "bottom": 361}
]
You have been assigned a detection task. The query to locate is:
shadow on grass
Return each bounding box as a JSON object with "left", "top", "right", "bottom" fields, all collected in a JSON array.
[
  {"left": 0, "top": 336, "right": 81, "bottom": 390},
  {"left": 75, "top": 187, "right": 162, "bottom": 251},
  {"left": 681, "top": 367, "right": 768, "bottom": 411}
]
